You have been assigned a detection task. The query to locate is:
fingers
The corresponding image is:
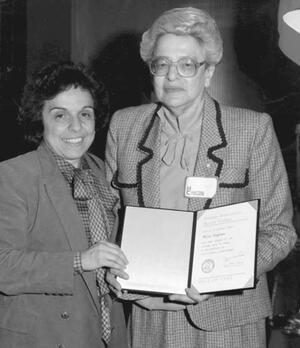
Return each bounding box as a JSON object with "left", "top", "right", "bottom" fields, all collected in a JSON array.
[
  {"left": 109, "top": 267, "right": 129, "bottom": 280},
  {"left": 136, "top": 297, "right": 186, "bottom": 311},
  {"left": 97, "top": 241, "right": 129, "bottom": 266},
  {"left": 168, "top": 286, "right": 214, "bottom": 304},
  {"left": 81, "top": 241, "right": 128, "bottom": 271},
  {"left": 185, "top": 288, "right": 213, "bottom": 303},
  {"left": 106, "top": 270, "right": 123, "bottom": 297},
  {"left": 168, "top": 293, "right": 196, "bottom": 304},
  {"left": 94, "top": 241, "right": 128, "bottom": 269},
  {"left": 106, "top": 270, "right": 121, "bottom": 289}
]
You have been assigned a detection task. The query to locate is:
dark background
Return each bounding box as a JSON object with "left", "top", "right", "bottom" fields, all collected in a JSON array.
[
  {"left": 1, "top": 0, "right": 300, "bottom": 344},
  {"left": 1, "top": 0, "right": 300, "bottom": 161}
]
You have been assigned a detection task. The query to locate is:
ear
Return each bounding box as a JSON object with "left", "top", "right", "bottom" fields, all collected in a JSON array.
[{"left": 204, "top": 65, "right": 215, "bottom": 88}]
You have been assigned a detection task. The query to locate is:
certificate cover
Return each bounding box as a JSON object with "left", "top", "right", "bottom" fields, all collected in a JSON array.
[{"left": 119, "top": 200, "right": 259, "bottom": 295}]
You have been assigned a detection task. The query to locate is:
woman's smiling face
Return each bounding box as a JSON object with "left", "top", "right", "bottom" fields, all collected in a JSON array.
[{"left": 42, "top": 86, "right": 95, "bottom": 167}]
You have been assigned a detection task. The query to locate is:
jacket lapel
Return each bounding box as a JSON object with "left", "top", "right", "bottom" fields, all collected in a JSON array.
[
  {"left": 134, "top": 97, "right": 228, "bottom": 212},
  {"left": 188, "top": 95, "right": 228, "bottom": 211},
  {"left": 136, "top": 104, "right": 161, "bottom": 208},
  {"left": 37, "top": 144, "right": 100, "bottom": 313}
]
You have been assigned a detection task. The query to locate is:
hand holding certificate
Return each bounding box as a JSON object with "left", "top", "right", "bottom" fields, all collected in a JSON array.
[{"left": 119, "top": 200, "right": 259, "bottom": 295}]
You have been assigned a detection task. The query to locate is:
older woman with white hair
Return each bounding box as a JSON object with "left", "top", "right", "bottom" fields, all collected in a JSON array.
[{"left": 105, "top": 7, "right": 296, "bottom": 348}]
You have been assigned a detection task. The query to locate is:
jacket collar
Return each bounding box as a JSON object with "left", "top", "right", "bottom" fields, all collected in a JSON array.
[
  {"left": 136, "top": 94, "right": 228, "bottom": 211},
  {"left": 189, "top": 94, "right": 227, "bottom": 211},
  {"left": 37, "top": 143, "right": 90, "bottom": 251},
  {"left": 136, "top": 103, "right": 162, "bottom": 208},
  {"left": 36, "top": 143, "right": 100, "bottom": 313}
]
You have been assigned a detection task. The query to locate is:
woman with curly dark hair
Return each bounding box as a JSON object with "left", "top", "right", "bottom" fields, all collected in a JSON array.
[{"left": 0, "top": 61, "right": 128, "bottom": 348}]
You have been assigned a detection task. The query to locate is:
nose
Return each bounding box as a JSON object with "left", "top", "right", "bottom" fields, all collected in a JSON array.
[
  {"left": 166, "top": 63, "right": 178, "bottom": 81},
  {"left": 69, "top": 114, "right": 82, "bottom": 132}
]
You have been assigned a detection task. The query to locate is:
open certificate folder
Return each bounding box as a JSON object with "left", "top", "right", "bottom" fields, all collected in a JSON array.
[{"left": 119, "top": 200, "right": 259, "bottom": 295}]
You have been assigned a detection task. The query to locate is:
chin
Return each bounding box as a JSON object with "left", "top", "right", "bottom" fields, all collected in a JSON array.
[
  {"left": 164, "top": 96, "right": 186, "bottom": 105},
  {"left": 63, "top": 149, "right": 86, "bottom": 160},
  {"left": 165, "top": 101, "right": 186, "bottom": 110}
]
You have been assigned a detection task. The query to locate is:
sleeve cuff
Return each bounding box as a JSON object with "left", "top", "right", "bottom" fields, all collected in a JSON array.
[{"left": 73, "top": 252, "right": 83, "bottom": 274}]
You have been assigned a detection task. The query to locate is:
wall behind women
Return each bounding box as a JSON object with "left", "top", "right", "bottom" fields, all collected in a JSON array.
[
  {"left": 1, "top": 0, "right": 298, "bottom": 160},
  {"left": 0, "top": 0, "right": 27, "bottom": 161},
  {"left": 27, "top": 0, "right": 71, "bottom": 74},
  {"left": 71, "top": 0, "right": 263, "bottom": 114},
  {"left": 70, "top": 0, "right": 300, "bottom": 178}
]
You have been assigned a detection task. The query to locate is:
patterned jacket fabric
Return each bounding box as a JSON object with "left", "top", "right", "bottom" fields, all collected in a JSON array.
[
  {"left": 0, "top": 143, "right": 127, "bottom": 348},
  {"left": 105, "top": 93, "right": 296, "bottom": 348}
]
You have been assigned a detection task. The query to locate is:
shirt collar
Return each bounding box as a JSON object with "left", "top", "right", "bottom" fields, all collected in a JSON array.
[{"left": 157, "top": 98, "right": 204, "bottom": 135}]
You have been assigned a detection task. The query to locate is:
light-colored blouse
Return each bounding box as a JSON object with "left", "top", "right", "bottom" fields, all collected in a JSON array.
[{"left": 158, "top": 102, "right": 203, "bottom": 210}]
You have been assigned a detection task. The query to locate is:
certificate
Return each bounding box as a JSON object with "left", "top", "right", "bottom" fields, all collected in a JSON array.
[
  {"left": 191, "top": 200, "right": 258, "bottom": 293},
  {"left": 119, "top": 200, "right": 259, "bottom": 295}
]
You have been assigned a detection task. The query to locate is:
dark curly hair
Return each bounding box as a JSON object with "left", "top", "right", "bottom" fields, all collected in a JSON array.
[{"left": 18, "top": 61, "right": 109, "bottom": 144}]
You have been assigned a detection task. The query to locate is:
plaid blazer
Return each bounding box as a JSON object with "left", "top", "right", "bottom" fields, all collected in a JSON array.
[
  {"left": 105, "top": 94, "right": 296, "bottom": 335},
  {"left": 0, "top": 143, "right": 127, "bottom": 348}
]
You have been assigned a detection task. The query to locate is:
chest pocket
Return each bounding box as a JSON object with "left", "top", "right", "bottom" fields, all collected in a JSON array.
[
  {"left": 219, "top": 167, "right": 249, "bottom": 189},
  {"left": 112, "top": 170, "right": 137, "bottom": 190}
]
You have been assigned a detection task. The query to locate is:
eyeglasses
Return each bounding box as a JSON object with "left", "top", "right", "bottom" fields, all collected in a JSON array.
[{"left": 149, "top": 57, "right": 206, "bottom": 77}]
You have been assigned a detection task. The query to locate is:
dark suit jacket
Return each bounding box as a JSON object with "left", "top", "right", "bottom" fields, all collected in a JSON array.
[
  {"left": 0, "top": 143, "right": 127, "bottom": 348},
  {"left": 105, "top": 93, "right": 296, "bottom": 333}
]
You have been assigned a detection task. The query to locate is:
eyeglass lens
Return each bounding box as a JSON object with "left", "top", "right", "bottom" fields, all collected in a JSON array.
[{"left": 150, "top": 57, "right": 203, "bottom": 77}]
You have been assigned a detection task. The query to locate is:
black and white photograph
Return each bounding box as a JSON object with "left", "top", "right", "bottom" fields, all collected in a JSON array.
[{"left": 0, "top": 1, "right": 299, "bottom": 347}]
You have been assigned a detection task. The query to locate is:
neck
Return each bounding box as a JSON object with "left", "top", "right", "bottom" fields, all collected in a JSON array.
[
  {"left": 65, "top": 158, "right": 81, "bottom": 168},
  {"left": 163, "top": 97, "right": 204, "bottom": 119}
]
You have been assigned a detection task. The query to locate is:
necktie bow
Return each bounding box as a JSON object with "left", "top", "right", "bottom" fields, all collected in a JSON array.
[
  {"left": 162, "top": 133, "right": 194, "bottom": 170},
  {"left": 72, "top": 169, "right": 95, "bottom": 200}
]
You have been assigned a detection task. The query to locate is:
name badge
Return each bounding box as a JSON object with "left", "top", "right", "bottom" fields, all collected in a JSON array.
[{"left": 185, "top": 177, "right": 218, "bottom": 198}]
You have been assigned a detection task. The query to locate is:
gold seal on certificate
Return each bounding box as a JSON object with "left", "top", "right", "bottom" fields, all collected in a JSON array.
[{"left": 119, "top": 200, "right": 259, "bottom": 295}]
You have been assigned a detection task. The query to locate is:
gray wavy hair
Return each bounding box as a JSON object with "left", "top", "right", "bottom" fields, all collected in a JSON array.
[{"left": 140, "top": 7, "right": 223, "bottom": 65}]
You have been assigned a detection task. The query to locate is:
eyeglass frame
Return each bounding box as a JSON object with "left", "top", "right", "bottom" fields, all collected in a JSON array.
[{"left": 148, "top": 56, "right": 206, "bottom": 78}]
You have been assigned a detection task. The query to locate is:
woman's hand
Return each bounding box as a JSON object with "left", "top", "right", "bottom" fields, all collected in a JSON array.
[
  {"left": 136, "top": 296, "right": 186, "bottom": 311},
  {"left": 106, "top": 267, "right": 129, "bottom": 297},
  {"left": 81, "top": 241, "right": 128, "bottom": 271},
  {"left": 168, "top": 285, "right": 214, "bottom": 304}
]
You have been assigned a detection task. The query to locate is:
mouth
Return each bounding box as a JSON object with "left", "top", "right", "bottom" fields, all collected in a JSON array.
[
  {"left": 164, "top": 86, "right": 184, "bottom": 93},
  {"left": 62, "top": 137, "right": 84, "bottom": 144}
]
